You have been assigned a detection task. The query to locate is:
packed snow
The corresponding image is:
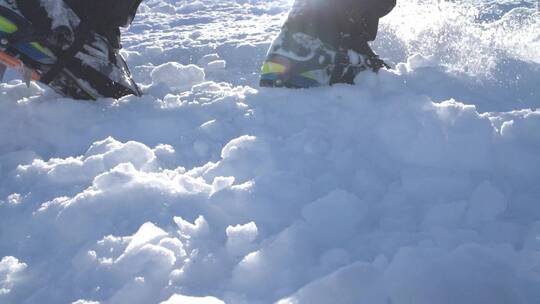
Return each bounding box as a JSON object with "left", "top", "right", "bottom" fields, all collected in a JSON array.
[{"left": 1, "top": 0, "right": 540, "bottom": 303}]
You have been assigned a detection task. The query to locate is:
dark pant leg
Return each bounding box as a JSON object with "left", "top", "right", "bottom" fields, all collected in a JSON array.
[
  {"left": 15, "top": 0, "right": 52, "bottom": 29},
  {"left": 63, "top": 0, "right": 142, "bottom": 49},
  {"left": 284, "top": 0, "right": 396, "bottom": 53},
  {"left": 342, "top": 0, "right": 396, "bottom": 41}
]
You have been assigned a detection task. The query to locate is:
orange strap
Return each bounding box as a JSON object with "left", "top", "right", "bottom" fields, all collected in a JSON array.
[{"left": 0, "top": 51, "right": 41, "bottom": 81}]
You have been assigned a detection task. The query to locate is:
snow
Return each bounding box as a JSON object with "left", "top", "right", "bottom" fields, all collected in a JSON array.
[
  {"left": 0, "top": 256, "right": 26, "bottom": 295},
  {"left": 226, "top": 222, "right": 258, "bottom": 256},
  {"left": 161, "top": 294, "right": 225, "bottom": 304},
  {"left": 205, "top": 60, "right": 227, "bottom": 73},
  {"left": 151, "top": 62, "right": 206, "bottom": 90},
  {"left": 1, "top": 0, "right": 540, "bottom": 304}
]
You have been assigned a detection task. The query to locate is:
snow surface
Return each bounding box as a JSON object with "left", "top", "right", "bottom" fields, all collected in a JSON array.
[{"left": 1, "top": 0, "right": 540, "bottom": 303}]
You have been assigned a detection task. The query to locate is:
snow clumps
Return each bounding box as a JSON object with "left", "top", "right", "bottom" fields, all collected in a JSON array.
[
  {"left": 161, "top": 294, "right": 224, "bottom": 304},
  {"left": 0, "top": 257, "right": 26, "bottom": 295},
  {"left": 1, "top": 0, "right": 540, "bottom": 303},
  {"left": 226, "top": 222, "right": 258, "bottom": 256},
  {"left": 151, "top": 62, "right": 205, "bottom": 90}
]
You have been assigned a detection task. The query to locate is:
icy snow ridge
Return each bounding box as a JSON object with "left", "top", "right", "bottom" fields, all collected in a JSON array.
[{"left": 1, "top": 0, "right": 540, "bottom": 304}]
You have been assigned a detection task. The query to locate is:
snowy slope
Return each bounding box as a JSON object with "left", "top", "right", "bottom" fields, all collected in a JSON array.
[{"left": 1, "top": 1, "right": 539, "bottom": 304}]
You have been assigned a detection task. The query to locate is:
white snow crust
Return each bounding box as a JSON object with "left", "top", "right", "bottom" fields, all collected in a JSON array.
[
  {"left": 1, "top": 0, "right": 539, "bottom": 304},
  {"left": 0, "top": 256, "right": 26, "bottom": 295}
]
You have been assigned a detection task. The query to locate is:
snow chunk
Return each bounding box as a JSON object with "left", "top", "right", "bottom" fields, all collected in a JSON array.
[
  {"left": 174, "top": 216, "right": 209, "bottom": 238},
  {"left": 6, "top": 193, "right": 22, "bottom": 206},
  {"left": 226, "top": 222, "right": 258, "bottom": 256},
  {"left": 17, "top": 137, "right": 161, "bottom": 188},
  {"left": 211, "top": 176, "right": 235, "bottom": 195},
  {"left": 0, "top": 257, "right": 27, "bottom": 295},
  {"left": 81, "top": 224, "right": 181, "bottom": 298},
  {"left": 92, "top": 163, "right": 139, "bottom": 191},
  {"left": 198, "top": 54, "right": 221, "bottom": 67},
  {"left": 124, "top": 222, "right": 168, "bottom": 254},
  {"left": 86, "top": 138, "right": 157, "bottom": 170},
  {"left": 221, "top": 135, "right": 257, "bottom": 159},
  {"left": 161, "top": 294, "right": 225, "bottom": 304},
  {"left": 151, "top": 62, "right": 205, "bottom": 90},
  {"left": 116, "top": 243, "right": 176, "bottom": 278},
  {"left": 206, "top": 60, "right": 227, "bottom": 73}
]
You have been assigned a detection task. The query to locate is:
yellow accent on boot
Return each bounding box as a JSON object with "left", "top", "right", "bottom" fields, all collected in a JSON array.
[
  {"left": 0, "top": 16, "right": 18, "bottom": 34},
  {"left": 261, "top": 61, "right": 286, "bottom": 75}
]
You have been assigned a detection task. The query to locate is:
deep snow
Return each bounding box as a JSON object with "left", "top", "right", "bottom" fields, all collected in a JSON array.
[{"left": 1, "top": 0, "right": 540, "bottom": 304}]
